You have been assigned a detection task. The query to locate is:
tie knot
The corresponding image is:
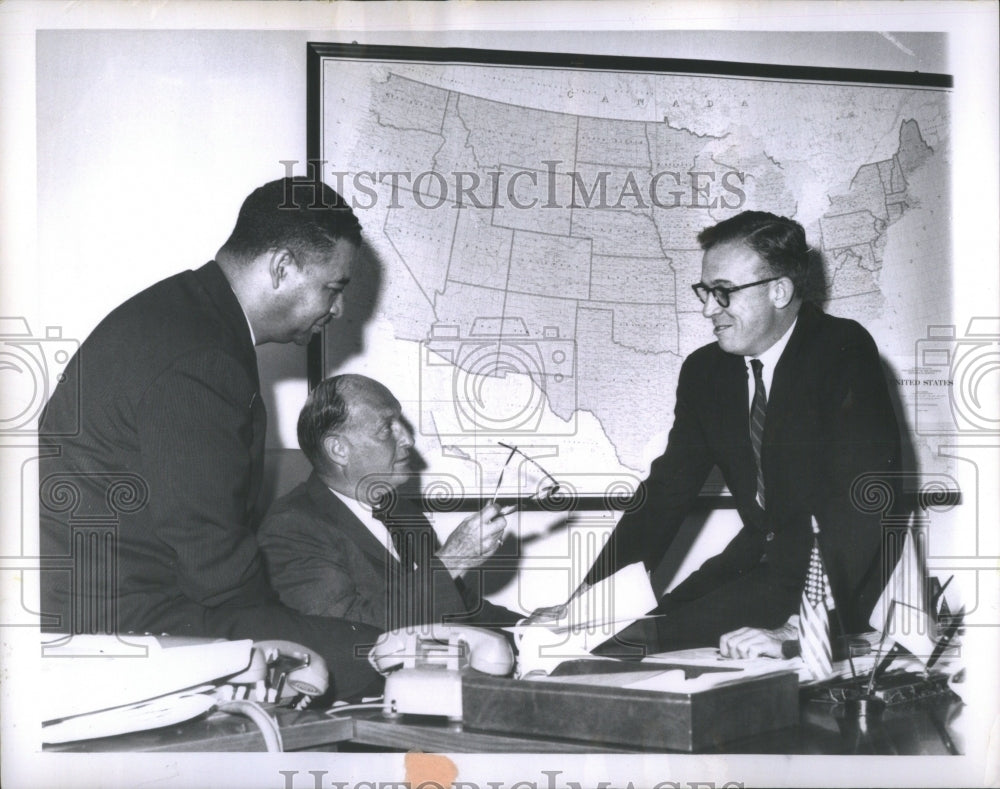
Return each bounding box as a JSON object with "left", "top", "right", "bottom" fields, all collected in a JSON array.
[{"left": 750, "top": 358, "right": 764, "bottom": 379}]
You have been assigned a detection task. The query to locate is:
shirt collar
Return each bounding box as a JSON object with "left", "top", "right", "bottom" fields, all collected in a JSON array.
[
  {"left": 328, "top": 486, "right": 375, "bottom": 518},
  {"left": 745, "top": 316, "right": 797, "bottom": 373},
  {"left": 327, "top": 486, "right": 402, "bottom": 562},
  {"left": 226, "top": 281, "right": 256, "bottom": 346}
]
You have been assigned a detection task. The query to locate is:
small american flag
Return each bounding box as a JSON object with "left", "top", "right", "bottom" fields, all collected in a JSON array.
[{"left": 798, "top": 530, "right": 834, "bottom": 680}]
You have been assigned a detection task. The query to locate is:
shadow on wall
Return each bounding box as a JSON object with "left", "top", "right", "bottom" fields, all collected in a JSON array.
[
  {"left": 807, "top": 246, "right": 831, "bottom": 308},
  {"left": 258, "top": 240, "right": 385, "bottom": 516},
  {"left": 812, "top": 245, "right": 918, "bottom": 491},
  {"left": 324, "top": 239, "right": 384, "bottom": 374},
  {"left": 879, "top": 355, "right": 920, "bottom": 489}
]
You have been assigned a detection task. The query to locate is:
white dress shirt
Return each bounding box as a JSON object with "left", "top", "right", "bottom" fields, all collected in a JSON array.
[
  {"left": 328, "top": 487, "right": 402, "bottom": 563},
  {"left": 745, "top": 317, "right": 797, "bottom": 411}
]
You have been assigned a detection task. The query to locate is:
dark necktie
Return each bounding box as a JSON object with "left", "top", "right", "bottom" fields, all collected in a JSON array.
[
  {"left": 749, "top": 358, "right": 767, "bottom": 509},
  {"left": 375, "top": 504, "right": 435, "bottom": 629},
  {"left": 373, "top": 504, "right": 415, "bottom": 630}
]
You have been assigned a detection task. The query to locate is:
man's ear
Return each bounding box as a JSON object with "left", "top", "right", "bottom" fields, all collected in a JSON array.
[
  {"left": 772, "top": 276, "right": 795, "bottom": 309},
  {"left": 322, "top": 433, "right": 348, "bottom": 468},
  {"left": 268, "top": 248, "right": 297, "bottom": 290}
]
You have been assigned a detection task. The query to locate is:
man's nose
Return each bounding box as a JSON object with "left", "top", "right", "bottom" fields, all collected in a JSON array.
[
  {"left": 395, "top": 423, "right": 414, "bottom": 448},
  {"left": 329, "top": 293, "right": 345, "bottom": 318},
  {"left": 701, "top": 294, "right": 722, "bottom": 318}
]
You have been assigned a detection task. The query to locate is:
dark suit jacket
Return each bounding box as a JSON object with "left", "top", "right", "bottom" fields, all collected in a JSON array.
[
  {"left": 586, "top": 302, "right": 901, "bottom": 635},
  {"left": 39, "top": 262, "right": 379, "bottom": 698},
  {"left": 259, "top": 472, "right": 521, "bottom": 631}
]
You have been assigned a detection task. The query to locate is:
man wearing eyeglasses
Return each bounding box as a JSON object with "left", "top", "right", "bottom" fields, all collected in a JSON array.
[
  {"left": 258, "top": 374, "right": 519, "bottom": 631},
  {"left": 560, "top": 210, "right": 901, "bottom": 658}
]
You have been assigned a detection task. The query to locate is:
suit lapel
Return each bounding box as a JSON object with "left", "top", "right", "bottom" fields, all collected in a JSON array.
[
  {"left": 246, "top": 395, "right": 267, "bottom": 526},
  {"left": 707, "top": 349, "right": 766, "bottom": 529},
  {"left": 381, "top": 502, "right": 441, "bottom": 574},
  {"left": 193, "top": 262, "right": 269, "bottom": 526},
  {"left": 304, "top": 473, "right": 392, "bottom": 569},
  {"left": 766, "top": 303, "right": 816, "bottom": 434},
  {"left": 716, "top": 350, "right": 757, "bottom": 476},
  {"left": 195, "top": 261, "right": 259, "bottom": 376},
  {"left": 758, "top": 303, "right": 822, "bottom": 528}
]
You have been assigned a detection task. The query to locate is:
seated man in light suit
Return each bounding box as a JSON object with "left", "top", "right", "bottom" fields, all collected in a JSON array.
[{"left": 259, "top": 374, "right": 520, "bottom": 631}]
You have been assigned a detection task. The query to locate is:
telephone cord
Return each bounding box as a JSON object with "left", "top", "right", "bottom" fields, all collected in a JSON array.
[{"left": 218, "top": 699, "right": 284, "bottom": 752}]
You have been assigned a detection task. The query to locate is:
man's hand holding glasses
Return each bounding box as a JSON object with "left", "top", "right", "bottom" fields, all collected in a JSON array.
[
  {"left": 436, "top": 502, "right": 509, "bottom": 579},
  {"left": 436, "top": 442, "right": 562, "bottom": 580}
]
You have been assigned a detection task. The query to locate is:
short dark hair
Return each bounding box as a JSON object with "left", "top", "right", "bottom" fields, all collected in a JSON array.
[
  {"left": 297, "top": 375, "right": 353, "bottom": 473},
  {"left": 219, "top": 178, "right": 362, "bottom": 263},
  {"left": 697, "top": 211, "right": 810, "bottom": 299}
]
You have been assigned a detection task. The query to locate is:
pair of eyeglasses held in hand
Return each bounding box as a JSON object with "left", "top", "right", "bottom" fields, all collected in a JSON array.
[{"left": 488, "top": 442, "right": 561, "bottom": 514}]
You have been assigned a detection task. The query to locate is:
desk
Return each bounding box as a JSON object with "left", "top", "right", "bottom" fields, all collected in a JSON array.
[
  {"left": 46, "top": 692, "right": 963, "bottom": 755},
  {"left": 44, "top": 707, "right": 353, "bottom": 753}
]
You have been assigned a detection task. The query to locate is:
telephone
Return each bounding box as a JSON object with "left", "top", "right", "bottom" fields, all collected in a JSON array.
[
  {"left": 40, "top": 634, "right": 328, "bottom": 744},
  {"left": 368, "top": 625, "right": 514, "bottom": 721},
  {"left": 227, "top": 639, "right": 328, "bottom": 701}
]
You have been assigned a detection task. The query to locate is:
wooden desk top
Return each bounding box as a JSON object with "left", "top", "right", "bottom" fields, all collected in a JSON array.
[
  {"left": 45, "top": 693, "right": 963, "bottom": 755},
  {"left": 44, "top": 707, "right": 354, "bottom": 753}
]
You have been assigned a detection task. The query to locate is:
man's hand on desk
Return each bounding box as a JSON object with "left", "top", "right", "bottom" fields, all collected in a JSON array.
[
  {"left": 436, "top": 503, "right": 508, "bottom": 579},
  {"left": 719, "top": 616, "right": 798, "bottom": 659}
]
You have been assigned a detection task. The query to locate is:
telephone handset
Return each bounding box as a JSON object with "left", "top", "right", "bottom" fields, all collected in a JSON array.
[
  {"left": 369, "top": 624, "right": 514, "bottom": 676},
  {"left": 40, "top": 633, "right": 327, "bottom": 744},
  {"left": 227, "top": 639, "right": 329, "bottom": 701},
  {"left": 368, "top": 625, "right": 514, "bottom": 721}
]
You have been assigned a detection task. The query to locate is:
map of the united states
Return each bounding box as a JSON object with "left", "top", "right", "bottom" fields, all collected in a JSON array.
[{"left": 323, "top": 59, "right": 950, "bottom": 484}]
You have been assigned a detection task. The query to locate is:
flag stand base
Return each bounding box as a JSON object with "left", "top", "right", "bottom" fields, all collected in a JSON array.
[{"left": 802, "top": 670, "right": 956, "bottom": 706}]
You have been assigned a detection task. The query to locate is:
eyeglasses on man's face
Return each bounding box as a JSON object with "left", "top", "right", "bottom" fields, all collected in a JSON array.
[{"left": 691, "top": 276, "right": 781, "bottom": 309}]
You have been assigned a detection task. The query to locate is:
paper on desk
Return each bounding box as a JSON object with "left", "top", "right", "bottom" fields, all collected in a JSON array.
[
  {"left": 563, "top": 561, "right": 657, "bottom": 635},
  {"left": 643, "top": 647, "right": 881, "bottom": 685},
  {"left": 525, "top": 668, "right": 688, "bottom": 689},
  {"left": 524, "top": 664, "right": 786, "bottom": 694},
  {"left": 515, "top": 562, "right": 657, "bottom": 676}
]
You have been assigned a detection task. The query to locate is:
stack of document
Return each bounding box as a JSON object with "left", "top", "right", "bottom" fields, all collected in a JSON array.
[{"left": 514, "top": 562, "right": 657, "bottom": 676}]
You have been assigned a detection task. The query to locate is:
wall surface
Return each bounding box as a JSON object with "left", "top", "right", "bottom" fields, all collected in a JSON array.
[{"left": 34, "top": 27, "right": 948, "bottom": 448}]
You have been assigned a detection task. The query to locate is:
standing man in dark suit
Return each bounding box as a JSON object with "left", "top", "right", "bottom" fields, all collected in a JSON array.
[
  {"left": 534, "top": 211, "right": 901, "bottom": 658},
  {"left": 39, "top": 178, "right": 381, "bottom": 698},
  {"left": 259, "top": 374, "right": 520, "bottom": 631}
]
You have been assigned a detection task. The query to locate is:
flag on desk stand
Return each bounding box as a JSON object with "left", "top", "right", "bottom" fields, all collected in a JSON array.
[
  {"left": 798, "top": 518, "right": 835, "bottom": 681},
  {"left": 868, "top": 515, "right": 936, "bottom": 663}
]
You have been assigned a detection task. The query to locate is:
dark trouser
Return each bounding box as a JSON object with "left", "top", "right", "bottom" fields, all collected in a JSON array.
[
  {"left": 42, "top": 583, "right": 385, "bottom": 702},
  {"left": 594, "top": 569, "right": 800, "bottom": 659},
  {"left": 197, "top": 604, "right": 385, "bottom": 701}
]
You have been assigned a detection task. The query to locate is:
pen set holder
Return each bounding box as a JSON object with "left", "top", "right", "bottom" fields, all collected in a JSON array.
[{"left": 802, "top": 669, "right": 955, "bottom": 708}]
